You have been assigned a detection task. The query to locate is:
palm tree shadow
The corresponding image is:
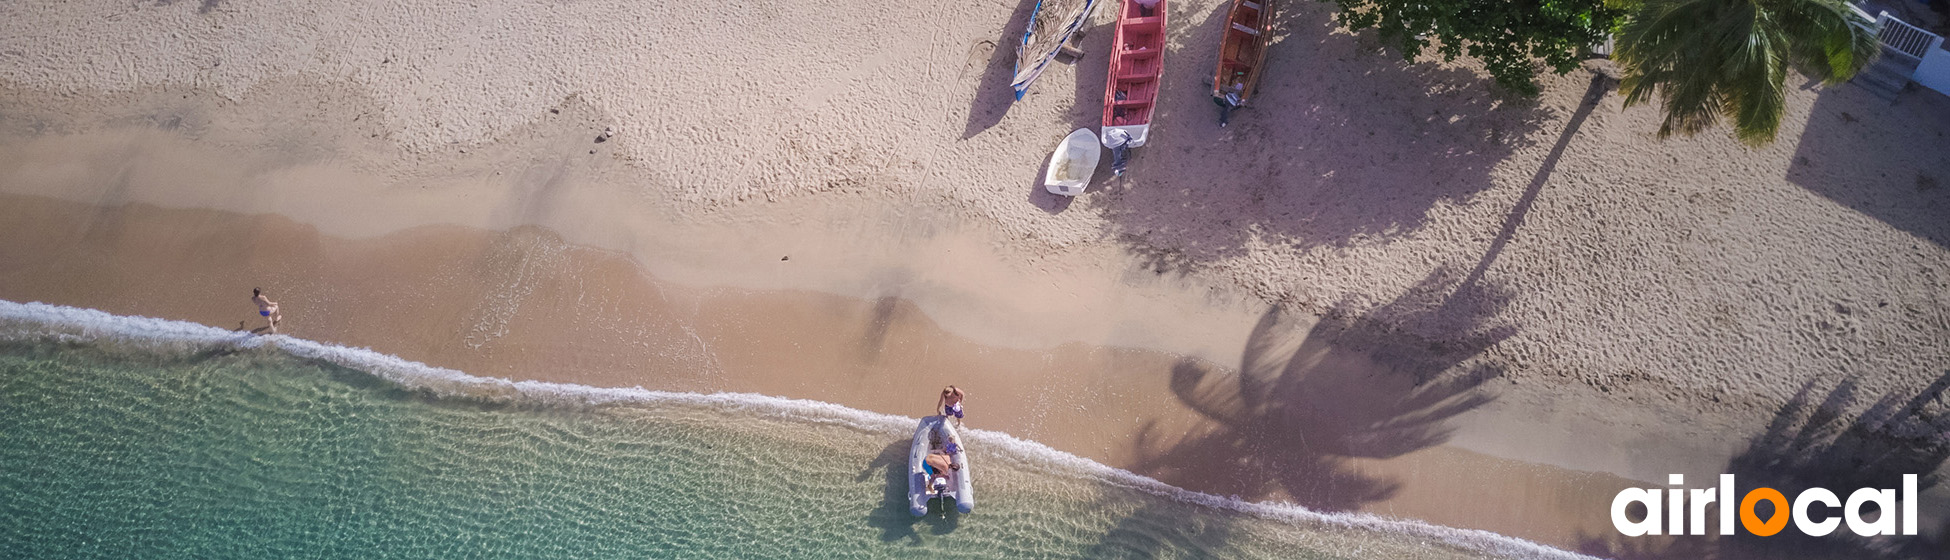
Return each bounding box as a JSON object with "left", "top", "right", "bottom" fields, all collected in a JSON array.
[
  {"left": 1459, "top": 72, "right": 1614, "bottom": 289},
  {"left": 1127, "top": 267, "right": 1515, "bottom": 511},
  {"left": 1576, "top": 371, "right": 1950, "bottom": 560}
]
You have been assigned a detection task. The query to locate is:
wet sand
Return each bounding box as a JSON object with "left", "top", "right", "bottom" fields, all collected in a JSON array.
[
  {"left": 4, "top": 0, "right": 1949, "bottom": 554},
  {"left": 0, "top": 192, "right": 1643, "bottom": 547}
]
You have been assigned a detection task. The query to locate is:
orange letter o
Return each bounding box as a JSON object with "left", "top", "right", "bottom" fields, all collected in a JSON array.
[{"left": 1740, "top": 488, "right": 1790, "bottom": 536}]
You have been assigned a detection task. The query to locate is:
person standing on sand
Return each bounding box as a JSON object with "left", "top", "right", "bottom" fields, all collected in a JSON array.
[
  {"left": 252, "top": 288, "right": 281, "bottom": 334},
  {"left": 938, "top": 386, "right": 965, "bottom": 427}
]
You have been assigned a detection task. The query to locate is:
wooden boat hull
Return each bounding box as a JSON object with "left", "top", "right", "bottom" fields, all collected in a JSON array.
[
  {"left": 1102, "top": 0, "right": 1166, "bottom": 173},
  {"left": 1211, "top": 0, "right": 1272, "bottom": 125},
  {"left": 1012, "top": 0, "right": 1102, "bottom": 100}
]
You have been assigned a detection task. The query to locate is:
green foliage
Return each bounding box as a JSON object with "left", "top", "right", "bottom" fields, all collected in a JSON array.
[
  {"left": 1324, "top": 0, "right": 1627, "bottom": 95},
  {"left": 1615, "top": 0, "right": 1879, "bottom": 145}
]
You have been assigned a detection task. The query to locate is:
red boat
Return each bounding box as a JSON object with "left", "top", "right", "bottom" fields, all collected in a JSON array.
[
  {"left": 1100, "top": 0, "right": 1165, "bottom": 175},
  {"left": 1211, "top": 0, "right": 1271, "bottom": 126}
]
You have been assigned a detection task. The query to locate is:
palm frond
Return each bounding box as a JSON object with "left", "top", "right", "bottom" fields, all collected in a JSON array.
[{"left": 1614, "top": 0, "right": 1880, "bottom": 145}]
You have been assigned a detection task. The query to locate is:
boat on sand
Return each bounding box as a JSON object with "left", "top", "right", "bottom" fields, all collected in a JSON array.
[
  {"left": 1101, "top": 0, "right": 1165, "bottom": 175},
  {"left": 1044, "top": 128, "right": 1103, "bottom": 196},
  {"left": 908, "top": 415, "right": 973, "bottom": 516},
  {"left": 1012, "top": 0, "right": 1102, "bottom": 100},
  {"left": 1211, "top": 0, "right": 1272, "bottom": 126}
]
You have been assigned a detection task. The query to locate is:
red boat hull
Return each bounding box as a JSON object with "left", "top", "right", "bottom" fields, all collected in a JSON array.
[{"left": 1102, "top": 0, "right": 1165, "bottom": 150}]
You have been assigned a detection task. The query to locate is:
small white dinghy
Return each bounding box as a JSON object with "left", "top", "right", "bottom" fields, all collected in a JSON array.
[
  {"left": 1043, "top": 128, "right": 1102, "bottom": 196},
  {"left": 908, "top": 415, "right": 973, "bottom": 516}
]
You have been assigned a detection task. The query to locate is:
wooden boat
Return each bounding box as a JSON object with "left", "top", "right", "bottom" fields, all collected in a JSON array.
[
  {"left": 1211, "top": 0, "right": 1272, "bottom": 126},
  {"left": 1044, "top": 128, "right": 1103, "bottom": 196},
  {"left": 1101, "top": 0, "right": 1165, "bottom": 175},
  {"left": 1012, "top": 0, "right": 1102, "bottom": 100},
  {"left": 908, "top": 415, "right": 974, "bottom": 516}
]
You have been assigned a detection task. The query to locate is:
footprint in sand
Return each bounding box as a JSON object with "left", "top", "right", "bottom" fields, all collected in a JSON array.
[{"left": 961, "top": 40, "right": 996, "bottom": 81}]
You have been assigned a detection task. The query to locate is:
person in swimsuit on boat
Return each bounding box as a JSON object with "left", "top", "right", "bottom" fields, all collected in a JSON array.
[
  {"left": 924, "top": 450, "right": 959, "bottom": 495},
  {"left": 938, "top": 385, "right": 966, "bottom": 427},
  {"left": 252, "top": 288, "right": 282, "bottom": 334},
  {"left": 924, "top": 452, "right": 958, "bottom": 476}
]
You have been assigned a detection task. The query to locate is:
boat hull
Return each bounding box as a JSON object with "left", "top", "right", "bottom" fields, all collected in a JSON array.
[
  {"left": 1211, "top": 0, "right": 1272, "bottom": 124},
  {"left": 1012, "top": 0, "right": 1101, "bottom": 100},
  {"left": 1101, "top": 0, "right": 1165, "bottom": 173},
  {"left": 908, "top": 416, "right": 974, "bottom": 516},
  {"left": 1045, "top": 128, "right": 1104, "bottom": 196}
]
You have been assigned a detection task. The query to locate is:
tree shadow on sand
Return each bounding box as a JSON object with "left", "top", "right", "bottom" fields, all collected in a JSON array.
[
  {"left": 1577, "top": 372, "right": 1950, "bottom": 560},
  {"left": 1093, "top": 2, "right": 1554, "bottom": 274},
  {"left": 1458, "top": 72, "right": 1612, "bottom": 289},
  {"left": 859, "top": 439, "right": 959, "bottom": 544},
  {"left": 1124, "top": 267, "right": 1516, "bottom": 511},
  {"left": 1786, "top": 80, "right": 1950, "bottom": 249}
]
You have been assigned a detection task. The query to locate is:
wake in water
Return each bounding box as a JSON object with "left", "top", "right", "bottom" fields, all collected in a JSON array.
[{"left": 0, "top": 300, "right": 1592, "bottom": 559}]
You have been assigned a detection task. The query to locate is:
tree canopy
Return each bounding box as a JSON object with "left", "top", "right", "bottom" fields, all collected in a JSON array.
[
  {"left": 1614, "top": 0, "right": 1880, "bottom": 144},
  {"left": 1324, "top": 0, "right": 1627, "bottom": 95}
]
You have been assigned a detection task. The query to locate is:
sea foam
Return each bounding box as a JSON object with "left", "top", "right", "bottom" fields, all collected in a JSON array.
[{"left": 0, "top": 300, "right": 1595, "bottom": 560}]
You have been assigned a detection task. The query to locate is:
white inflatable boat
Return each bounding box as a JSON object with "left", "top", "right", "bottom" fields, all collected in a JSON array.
[{"left": 908, "top": 415, "right": 974, "bottom": 516}]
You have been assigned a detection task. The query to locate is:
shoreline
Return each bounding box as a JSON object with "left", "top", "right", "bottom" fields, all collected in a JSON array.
[
  {"left": 19, "top": 189, "right": 1940, "bottom": 550},
  {"left": 0, "top": 192, "right": 1653, "bottom": 548},
  {"left": 3, "top": 0, "right": 1945, "bottom": 419},
  {"left": 3, "top": 0, "right": 1948, "bottom": 554},
  {"left": 0, "top": 299, "right": 1600, "bottom": 560}
]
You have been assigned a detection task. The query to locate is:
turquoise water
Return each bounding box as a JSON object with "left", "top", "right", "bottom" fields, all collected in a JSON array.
[{"left": 0, "top": 301, "right": 1582, "bottom": 559}]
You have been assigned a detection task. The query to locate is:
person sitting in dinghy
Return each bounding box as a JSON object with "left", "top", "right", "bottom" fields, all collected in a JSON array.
[
  {"left": 924, "top": 450, "right": 959, "bottom": 477},
  {"left": 923, "top": 446, "right": 960, "bottom": 496}
]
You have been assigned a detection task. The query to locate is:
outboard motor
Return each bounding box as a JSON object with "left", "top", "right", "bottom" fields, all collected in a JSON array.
[
  {"left": 1217, "top": 86, "right": 1244, "bottom": 127},
  {"left": 1104, "top": 128, "right": 1133, "bottom": 176}
]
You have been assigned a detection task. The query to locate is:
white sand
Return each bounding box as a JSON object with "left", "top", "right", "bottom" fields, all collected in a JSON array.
[{"left": 2, "top": 0, "right": 1948, "bottom": 492}]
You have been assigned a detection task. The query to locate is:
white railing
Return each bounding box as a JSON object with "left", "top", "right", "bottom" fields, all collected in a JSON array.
[
  {"left": 1844, "top": 4, "right": 1950, "bottom": 97},
  {"left": 1590, "top": 34, "right": 1614, "bottom": 58},
  {"left": 1872, "top": 11, "right": 1944, "bottom": 61},
  {"left": 1849, "top": 4, "right": 1878, "bottom": 31}
]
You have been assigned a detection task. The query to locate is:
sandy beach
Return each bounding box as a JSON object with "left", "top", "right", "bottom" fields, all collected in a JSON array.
[{"left": 3, "top": 0, "right": 1948, "bottom": 555}]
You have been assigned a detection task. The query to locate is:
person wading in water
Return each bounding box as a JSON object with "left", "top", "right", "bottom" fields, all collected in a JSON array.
[
  {"left": 937, "top": 385, "right": 966, "bottom": 427},
  {"left": 252, "top": 288, "right": 282, "bottom": 334}
]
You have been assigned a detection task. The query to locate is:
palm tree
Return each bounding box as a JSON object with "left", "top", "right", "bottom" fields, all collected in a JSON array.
[{"left": 1614, "top": 0, "right": 1881, "bottom": 145}]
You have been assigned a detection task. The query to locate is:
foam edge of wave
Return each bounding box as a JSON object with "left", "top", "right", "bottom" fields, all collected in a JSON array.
[{"left": 0, "top": 300, "right": 1597, "bottom": 560}]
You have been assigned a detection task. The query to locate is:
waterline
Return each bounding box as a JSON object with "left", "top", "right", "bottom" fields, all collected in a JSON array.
[{"left": 0, "top": 300, "right": 1590, "bottom": 559}]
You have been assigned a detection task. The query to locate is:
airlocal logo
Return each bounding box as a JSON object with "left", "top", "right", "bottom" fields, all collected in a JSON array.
[{"left": 1612, "top": 474, "right": 1920, "bottom": 537}]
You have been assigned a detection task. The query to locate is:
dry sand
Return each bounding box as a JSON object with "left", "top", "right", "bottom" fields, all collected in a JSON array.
[{"left": 3, "top": 0, "right": 1949, "bottom": 554}]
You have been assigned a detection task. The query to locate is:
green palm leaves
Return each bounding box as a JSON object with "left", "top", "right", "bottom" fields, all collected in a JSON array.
[{"left": 1615, "top": 0, "right": 1881, "bottom": 145}]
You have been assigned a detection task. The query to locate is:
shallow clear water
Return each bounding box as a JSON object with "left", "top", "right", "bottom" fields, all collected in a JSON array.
[{"left": 0, "top": 301, "right": 1575, "bottom": 559}]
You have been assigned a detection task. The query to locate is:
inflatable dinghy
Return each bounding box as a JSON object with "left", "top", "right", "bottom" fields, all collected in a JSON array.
[{"left": 908, "top": 415, "right": 974, "bottom": 516}]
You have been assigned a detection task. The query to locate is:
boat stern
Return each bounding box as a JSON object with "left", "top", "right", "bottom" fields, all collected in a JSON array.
[
  {"left": 1100, "top": 125, "right": 1149, "bottom": 149},
  {"left": 1046, "top": 183, "right": 1085, "bottom": 196},
  {"left": 909, "top": 472, "right": 930, "bottom": 517}
]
